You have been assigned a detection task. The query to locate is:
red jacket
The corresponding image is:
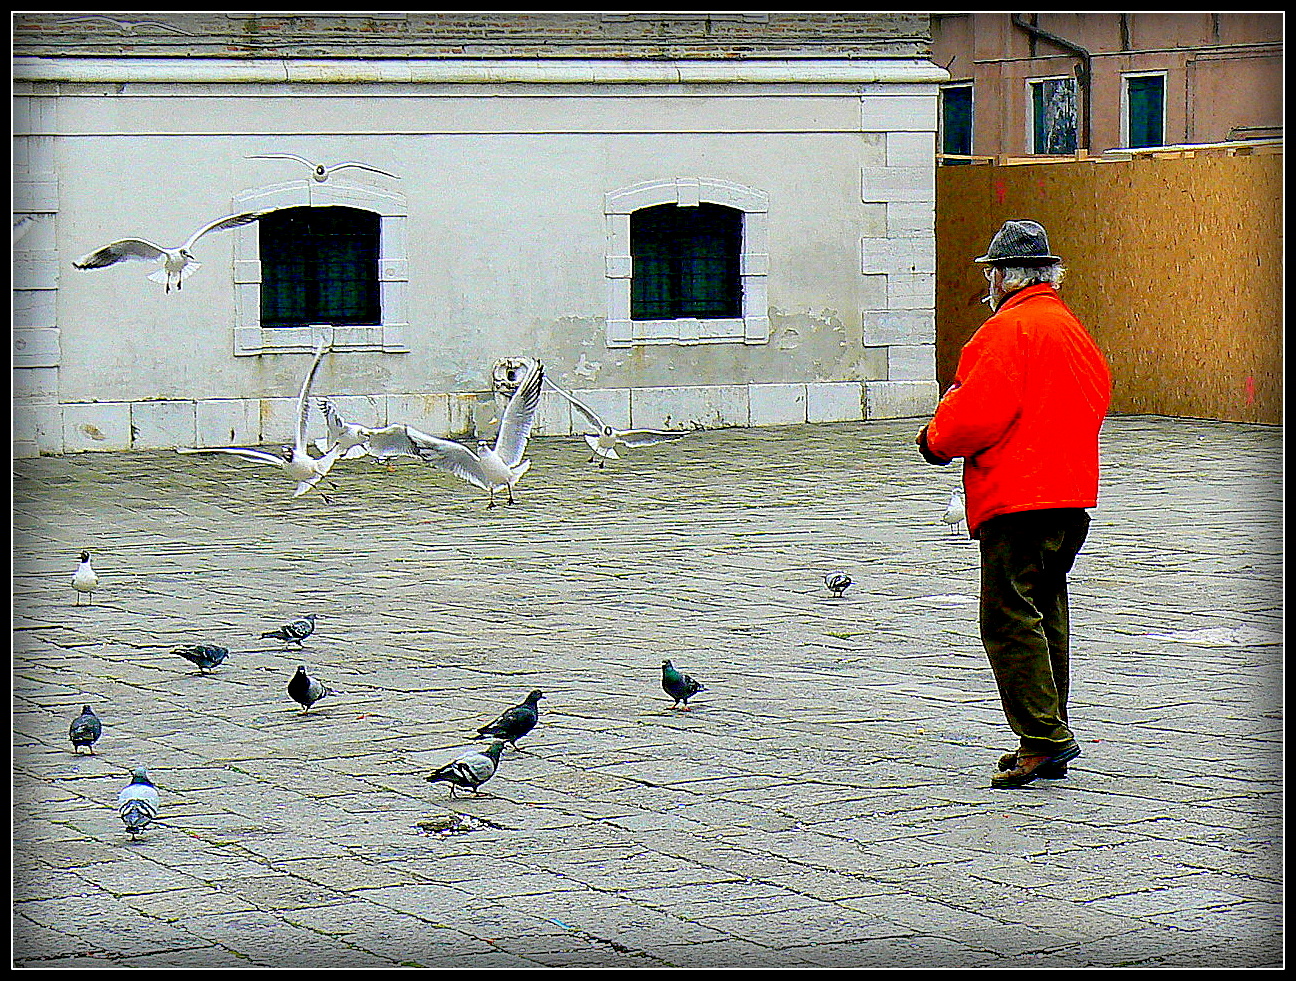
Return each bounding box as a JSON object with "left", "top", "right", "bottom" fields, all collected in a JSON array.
[{"left": 926, "top": 283, "right": 1111, "bottom": 537}]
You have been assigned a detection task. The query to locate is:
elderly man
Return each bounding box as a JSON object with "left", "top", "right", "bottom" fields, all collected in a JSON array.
[{"left": 917, "top": 219, "right": 1111, "bottom": 788}]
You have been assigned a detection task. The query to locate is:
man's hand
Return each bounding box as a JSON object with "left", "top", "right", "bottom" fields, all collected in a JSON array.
[{"left": 916, "top": 425, "right": 952, "bottom": 466}]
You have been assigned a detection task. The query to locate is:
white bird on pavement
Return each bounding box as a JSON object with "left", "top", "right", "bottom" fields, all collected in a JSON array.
[
  {"left": 73, "top": 210, "right": 268, "bottom": 293},
  {"left": 544, "top": 377, "right": 687, "bottom": 467},
  {"left": 373, "top": 360, "right": 545, "bottom": 508},
  {"left": 246, "top": 153, "right": 397, "bottom": 183},
  {"left": 72, "top": 550, "right": 99, "bottom": 605},
  {"left": 943, "top": 489, "right": 966, "bottom": 536},
  {"left": 178, "top": 339, "right": 342, "bottom": 502}
]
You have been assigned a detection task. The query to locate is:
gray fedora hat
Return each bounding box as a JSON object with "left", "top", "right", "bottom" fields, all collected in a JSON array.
[{"left": 975, "top": 219, "right": 1061, "bottom": 265}]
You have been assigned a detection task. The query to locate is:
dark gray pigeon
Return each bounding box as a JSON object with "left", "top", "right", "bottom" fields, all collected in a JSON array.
[
  {"left": 288, "top": 664, "right": 332, "bottom": 712},
  {"left": 117, "top": 767, "right": 159, "bottom": 839},
  {"left": 824, "top": 572, "right": 852, "bottom": 598},
  {"left": 426, "top": 741, "right": 506, "bottom": 797},
  {"left": 261, "top": 614, "right": 316, "bottom": 645},
  {"left": 69, "top": 705, "right": 102, "bottom": 754},
  {"left": 173, "top": 644, "right": 229, "bottom": 674},
  {"left": 662, "top": 659, "right": 705, "bottom": 710},
  {"left": 475, "top": 689, "right": 543, "bottom": 749}
]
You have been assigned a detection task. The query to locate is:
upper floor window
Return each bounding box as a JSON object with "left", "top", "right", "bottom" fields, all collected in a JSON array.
[
  {"left": 259, "top": 206, "right": 380, "bottom": 328},
  {"left": 1124, "top": 72, "right": 1166, "bottom": 149},
  {"left": 940, "top": 83, "right": 974, "bottom": 162},
  {"left": 1029, "top": 76, "right": 1077, "bottom": 154},
  {"left": 631, "top": 203, "right": 742, "bottom": 321}
]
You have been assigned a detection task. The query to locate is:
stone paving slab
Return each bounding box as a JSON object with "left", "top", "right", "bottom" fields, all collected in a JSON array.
[{"left": 12, "top": 415, "right": 1283, "bottom": 968}]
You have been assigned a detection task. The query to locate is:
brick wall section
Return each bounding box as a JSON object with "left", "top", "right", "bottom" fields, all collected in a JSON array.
[{"left": 13, "top": 11, "right": 930, "bottom": 60}]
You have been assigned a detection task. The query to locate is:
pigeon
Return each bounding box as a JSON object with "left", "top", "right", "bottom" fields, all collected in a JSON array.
[
  {"left": 662, "top": 659, "right": 705, "bottom": 710},
  {"left": 172, "top": 644, "right": 229, "bottom": 674},
  {"left": 72, "top": 550, "right": 98, "bottom": 605},
  {"left": 382, "top": 360, "right": 545, "bottom": 507},
  {"left": 69, "top": 705, "right": 102, "bottom": 754},
  {"left": 824, "top": 572, "right": 852, "bottom": 598},
  {"left": 475, "top": 689, "right": 543, "bottom": 749},
  {"left": 943, "top": 489, "right": 966, "bottom": 536},
  {"left": 426, "top": 741, "right": 506, "bottom": 797},
  {"left": 545, "top": 377, "right": 688, "bottom": 467},
  {"left": 262, "top": 614, "right": 317, "bottom": 646},
  {"left": 117, "top": 767, "right": 160, "bottom": 839},
  {"left": 246, "top": 153, "right": 397, "bottom": 183},
  {"left": 73, "top": 210, "right": 267, "bottom": 293},
  {"left": 178, "top": 338, "right": 343, "bottom": 503},
  {"left": 288, "top": 664, "right": 332, "bottom": 712}
]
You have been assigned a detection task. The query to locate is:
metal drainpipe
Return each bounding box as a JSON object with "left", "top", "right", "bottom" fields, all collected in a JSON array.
[{"left": 1012, "top": 12, "right": 1093, "bottom": 151}]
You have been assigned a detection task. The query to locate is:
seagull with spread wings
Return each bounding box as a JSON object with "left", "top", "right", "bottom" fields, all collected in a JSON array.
[
  {"left": 73, "top": 210, "right": 267, "bottom": 293},
  {"left": 177, "top": 339, "right": 342, "bottom": 502},
  {"left": 246, "top": 153, "right": 397, "bottom": 183},
  {"left": 545, "top": 377, "right": 687, "bottom": 468}
]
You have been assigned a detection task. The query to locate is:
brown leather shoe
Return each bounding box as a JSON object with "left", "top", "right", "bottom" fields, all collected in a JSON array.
[
  {"left": 998, "top": 749, "right": 1069, "bottom": 779},
  {"left": 992, "top": 744, "right": 1081, "bottom": 788}
]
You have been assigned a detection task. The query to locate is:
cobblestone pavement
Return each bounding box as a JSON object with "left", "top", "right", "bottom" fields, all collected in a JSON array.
[{"left": 12, "top": 414, "right": 1283, "bottom": 968}]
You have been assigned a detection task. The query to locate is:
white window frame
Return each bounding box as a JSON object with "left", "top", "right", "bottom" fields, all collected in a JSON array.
[
  {"left": 1025, "top": 74, "right": 1078, "bottom": 155},
  {"left": 604, "top": 177, "right": 769, "bottom": 348},
  {"left": 1120, "top": 70, "right": 1168, "bottom": 149},
  {"left": 230, "top": 180, "right": 409, "bottom": 356}
]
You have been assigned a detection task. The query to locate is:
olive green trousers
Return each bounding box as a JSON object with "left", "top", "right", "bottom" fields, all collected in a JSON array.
[{"left": 978, "top": 508, "right": 1091, "bottom": 757}]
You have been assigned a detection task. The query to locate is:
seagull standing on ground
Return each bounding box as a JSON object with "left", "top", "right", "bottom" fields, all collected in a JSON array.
[
  {"left": 246, "top": 153, "right": 397, "bottom": 183},
  {"left": 72, "top": 551, "right": 98, "bottom": 605},
  {"left": 426, "top": 742, "right": 506, "bottom": 797},
  {"left": 70, "top": 705, "right": 103, "bottom": 754},
  {"left": 545, "top": 378, "right": 687, "bottom": 467},
  {"left": 73, "top": 210, "right": 267, "bottom": 293},
  {"left": 824, "top": 572, "right": 852, "bottom": 598},
  {"left": 943, "top": 489, "right": 966, "bottom": 536},
  {"left": 475, "top": 690, "right": 544, "bottom": 749},
  {"left": 262, "top": 614, "right": 317, "bottom": 646},
  {"left": 178, "top": 339, "right": 343, "bottom": 502},
  {"left": 662, "top": 659, "right": 706, "bottom": 710},
  {"left": 117, "top": 767, "right": 160, "bottom": 839},
  {"left": 389, "top": 360, "right": 546, "bottom": 507}
]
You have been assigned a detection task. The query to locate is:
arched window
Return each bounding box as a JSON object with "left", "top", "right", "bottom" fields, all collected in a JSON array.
[
  {"left": 631, "top": 203, "right": 742, "bottom": 321},
  {"left": 259, "top": 206, "right": 380, "bottom": 328}
]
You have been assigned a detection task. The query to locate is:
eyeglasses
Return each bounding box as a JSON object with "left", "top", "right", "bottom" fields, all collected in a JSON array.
[{"left": 982, "top": 267, "right": 996, "bottom": 282}]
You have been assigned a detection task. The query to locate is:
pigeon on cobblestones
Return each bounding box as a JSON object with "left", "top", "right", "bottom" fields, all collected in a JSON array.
[
  {"left": 262, "top": 614, "right": 317, "bottom": 646},
  {"left": 69, "top": 705, "right": 102, "bottom": 754},
  {"left": 117, "top": 767, "right": 159, "bottom": 839},
  {"left": 288, "top": 665, "right": 333, "bottom": 712},
  {"left": 72, "top": 550, "right": 98, "bottom": 605},
  {"left": 824, "top": 572, "right": 852, "bottom": 598},
  {"left": 475, "top": 690, "right": 543, "bottom": 749},
  {"left": 172, "top": 644, "right": 229, "bottom": 674},
  {"left": 426, "top": 741, "right": 506, "bottom": 797},
  {"left": 662, "top": 660, "right": 705, "bottom": 710},
  {"left": 943, "top": 489, "right": 966, "bottom": 536}
]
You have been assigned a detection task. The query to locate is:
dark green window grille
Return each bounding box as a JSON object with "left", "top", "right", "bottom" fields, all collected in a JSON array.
[
  {"left": 259, "top": 206, "right": 380, "bottom": 327},
  {"left": 941, "top": 84, "right": 974, "bottom": 162},
  {"left": 1031, "top": 78, "right": 1077, "bottom": 154},
  {"left": 1127, "top": 75, "right": 1165, "bottom": 149},
  {"left": 631, "top": 203, "right": 743, "bottom": 320}
]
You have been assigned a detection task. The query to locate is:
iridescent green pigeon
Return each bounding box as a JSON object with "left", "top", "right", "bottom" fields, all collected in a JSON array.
[{"left": 662, "top": 659, "right": 705, "bottom": 710}]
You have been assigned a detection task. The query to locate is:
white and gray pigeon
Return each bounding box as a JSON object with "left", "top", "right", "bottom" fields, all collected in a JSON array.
[
  {"left": 425, "top": 741, "right": 506, "bottom": 797},
  {"left": 246, "top": 153, "right": 397, "bottom": 183},
  {"left": 72, "top": 550, "right": 99, "bottom": 605},
  {"left": 262, "top": 614, "right": 317, "bottom": 646},
  {"left": 662, "top": 659, "right": 705, "bottom": 710},
  {"left": 117, "top": 767, "right": 160, "bottom": 839},
  {"left": 475, "top": 689, "right": 543, "bottom": 749},
  {"left": 288, "top": 664, "right": 333, "bottom": 712},
  {"left": 824, "top": 572, "right": 852, "bottom": 598},
  {"left": 69, "top": 705, "right": 102, "bottom": 754},
  {"left": 173, "top": 644, "right": 229, "bottom": 674},
  {"left": 74, "top": 210, "right": 267, "bottom": 293},
  {"left": 545, "top": 377, "right": 687, "bottom": 467}
]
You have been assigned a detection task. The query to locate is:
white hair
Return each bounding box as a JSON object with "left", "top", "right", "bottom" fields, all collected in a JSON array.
[{"left": 997, "top": 262, "right": 1066, "bottom": 293}]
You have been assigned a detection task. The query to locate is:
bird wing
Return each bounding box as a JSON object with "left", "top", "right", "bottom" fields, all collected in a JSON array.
[
  {"left": 246, "top": 152, "right": 314, "bottom": 168},
  {"left": 295, "top": 339, "right": 330, "bottom": 453},
  {"left": 615, "top": 428, "right": 688, "bottom": 448},
  {"left": 74, "top": 239, "right": 167, "bottom": 268},
  {"left": 177, "top": 446, "right": 286, "bottom": 469},
  {"left": 363, "top": 424, "right": 423, "bottom": 462},
  {"left": 494, "top": 361, "right": 544, "bottom": 468},
  {"left": 318, "top": 398, "right": 347, "bottom": 445},
  {"left": 544, "top": 377, "right": 605, "bottom": 432},
  {"left": 402, "top": 428, "right": 491, "bottom": 490},
  {"left": 328, "top": 161, "right": 398, "bottom": 179},
  {"left": 183, "top": 210, "right": 267, "bottom": 249}
]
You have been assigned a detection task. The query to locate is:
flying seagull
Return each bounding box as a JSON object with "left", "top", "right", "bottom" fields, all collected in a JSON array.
[
  {"left": 288, "top": 664, "right": 333, "bottom": 712},
  {"left": 942, "top": 489, "right": 966, "bottom": 536},
  {"left": 824, "top": 572, "right": 852, "bottom": 599},
  {"left": 117, "top": 767, "right": 160, "bottom": 839},
  {"left": 178, "top": 339, "right": 342, "bottom": 502},
  {"left": 70, "top": 705, "right": 103, "bottom": 754},
  {"left": 173, "top": 644, "right": 229, "bottom": 674},
  {"left": 475, "top": 689, "right": 543, "bottom": 750},
  {"left": 388, "top": 360, "right": 546, "bottom": 507},
  {"left": 545, "top": 378, "right": 687, "bottom": 467},
  {"left": 662, "top": 659, "right": 705, "bottom": 710},
  {"left": 426, "top": 741, "right": 506, "bottom": 797},
  {"left": 262, "top": 614, "right": 317, "bottom": 646},
  {"left": 73, "top": 210, "right": 267, "bottom": 293},
  {"left": 246, "top": 153, "right": 397, "bottom": 183},
  {"left": 314, "top": 398, "right": 375, "bottom": 460},
  {"left": 72, "top": 550, "right": 99, "bottom": 605}
]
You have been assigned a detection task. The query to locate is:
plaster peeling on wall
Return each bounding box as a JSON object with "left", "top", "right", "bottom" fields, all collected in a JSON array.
[
  {"left": 776, "top": 326, "right": 801, "bottom": 351},
  {"left": 572, "top": 354, "right": 601, "bottom": 380}
]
